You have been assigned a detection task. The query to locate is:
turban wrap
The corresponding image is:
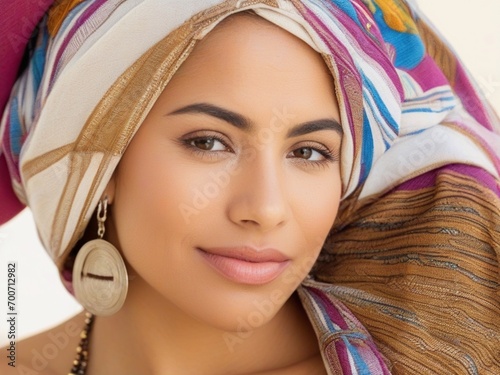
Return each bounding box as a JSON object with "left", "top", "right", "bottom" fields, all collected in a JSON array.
[{"left": 1, "top": 0, "right": 499, "bottom": 373}]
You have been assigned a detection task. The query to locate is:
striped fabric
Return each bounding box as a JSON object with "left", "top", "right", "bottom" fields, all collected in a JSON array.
[
  {"left": 299, "top": 279, "right": 392, "bottom": 374},
  {"left": 0, "top": 0, "right": 498, "bottom": 373}
]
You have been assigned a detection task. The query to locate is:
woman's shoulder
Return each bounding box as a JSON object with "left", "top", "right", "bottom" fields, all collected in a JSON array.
[{"left": 1, "top": 310, "right": 87, "bottom": 375}]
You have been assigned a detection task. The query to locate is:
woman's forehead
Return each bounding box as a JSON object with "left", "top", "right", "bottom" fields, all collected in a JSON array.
[
  {"left": 177, "top": 11, "right": 330, "bottom": 73},
  {"left": 146, "top": 15, "right": 340, "bottom": 138}
]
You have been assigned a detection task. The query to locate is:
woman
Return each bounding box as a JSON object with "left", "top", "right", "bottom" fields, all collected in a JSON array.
[{"left": 1, "top": 0, "right": 499, "bottom": 374}]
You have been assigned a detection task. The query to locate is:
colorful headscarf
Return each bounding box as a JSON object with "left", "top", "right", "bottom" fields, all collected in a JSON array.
[{"left": 1, "top": 0, "right": 499, "bottom": 374}]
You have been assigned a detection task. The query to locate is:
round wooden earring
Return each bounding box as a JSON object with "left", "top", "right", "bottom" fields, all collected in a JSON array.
[{"left": 72, "top": 238, "right": 128, "bottom": 316}]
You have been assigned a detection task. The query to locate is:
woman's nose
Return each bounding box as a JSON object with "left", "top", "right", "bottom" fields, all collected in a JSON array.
[{"left": 227, "top": 155, "right": 290, "bottom": 233}]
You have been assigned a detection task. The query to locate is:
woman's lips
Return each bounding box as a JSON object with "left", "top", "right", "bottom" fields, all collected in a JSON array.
[{"left": 197, "top": 246, "right": 291, "bottom": 285}]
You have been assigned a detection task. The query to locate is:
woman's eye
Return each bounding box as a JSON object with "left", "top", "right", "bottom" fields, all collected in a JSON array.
[
  {"left": 290, "top": 147, "right": 325, "bottom": 161},
  {"left": 190, "top": 137, "right": 228, "bottom": 151}
]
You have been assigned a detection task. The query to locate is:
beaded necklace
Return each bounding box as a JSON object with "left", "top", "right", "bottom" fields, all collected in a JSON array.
[{"left": 69, "top": 312, "right": 94, "bottom": 375}]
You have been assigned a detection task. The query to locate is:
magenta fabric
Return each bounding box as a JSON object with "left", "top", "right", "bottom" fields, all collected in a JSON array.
[
  {"left": 0, "top": 153, "right": 24, "bottom": 222},
  {"left": 0, "top": 0, "right": 55, "bottom": 223}
]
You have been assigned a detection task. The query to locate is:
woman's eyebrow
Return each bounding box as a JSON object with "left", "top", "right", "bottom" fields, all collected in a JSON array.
[
  {"left": 167, "top": 102, "right": 342, "bottom": 136},
  {"left": 287, "top": 119, "right": 342, "bottom": 137},
  {"left": 167, "top": 103, "right": 252, "bottom": 131}
]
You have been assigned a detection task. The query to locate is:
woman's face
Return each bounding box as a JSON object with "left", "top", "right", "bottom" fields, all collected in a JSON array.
[{"left": 106, "top": 14, "right": 342, "bottom": 330}]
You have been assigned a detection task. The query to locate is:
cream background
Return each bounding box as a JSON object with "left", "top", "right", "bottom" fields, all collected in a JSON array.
[{"left": 1, "top": 1, "right": 499, "bottom": 346}]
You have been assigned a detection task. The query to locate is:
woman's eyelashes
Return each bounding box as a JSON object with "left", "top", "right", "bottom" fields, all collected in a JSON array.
[
  {"left": 177, "top": 131, "right": 233, "bottom": 161},
  {"left": 287, "top": 142, "right": 336, "bottom": 161},
  {"left": 187, "top": 134, "right": 231, "bottom": 152},
  {"left": 177, "top": 130, "right": 339, "bottom": 166},
  {"left": 286, "top": 142, "right": 338, "bottom": 170}
]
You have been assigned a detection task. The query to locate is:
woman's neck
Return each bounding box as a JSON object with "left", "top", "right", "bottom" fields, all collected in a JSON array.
[{"left": 86, "top": 275, "right": 323, "bottom": 375}]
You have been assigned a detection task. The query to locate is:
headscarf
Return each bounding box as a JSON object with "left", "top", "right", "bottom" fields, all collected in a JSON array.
[{"left": 1, "top": 0, "right": 499, "bottom": 374}]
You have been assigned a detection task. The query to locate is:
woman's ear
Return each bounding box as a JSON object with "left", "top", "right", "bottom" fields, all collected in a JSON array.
[{"left": 102, "top": 175, "right": 116, "bottom": 204}]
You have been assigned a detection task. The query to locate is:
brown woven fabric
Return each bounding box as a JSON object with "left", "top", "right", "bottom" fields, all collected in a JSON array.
[{"left": 314, "top": 168, "right": 500, "bottom": 374}]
